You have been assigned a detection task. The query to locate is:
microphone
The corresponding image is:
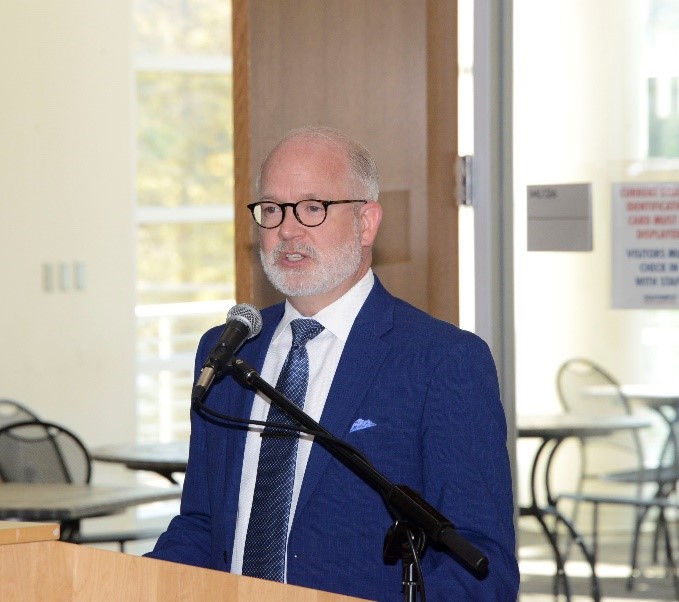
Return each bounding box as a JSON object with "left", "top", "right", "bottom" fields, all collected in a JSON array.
[{"left": 191, "top": 303, "right": 263, "bottom": 404}]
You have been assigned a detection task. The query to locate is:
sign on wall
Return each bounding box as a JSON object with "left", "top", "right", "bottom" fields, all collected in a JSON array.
[
  {"left": 527, "top": 183, "right": 592, "bottom": 252},
  {"left": 612, "top": 182, "right": 679, "bottom": 308}
]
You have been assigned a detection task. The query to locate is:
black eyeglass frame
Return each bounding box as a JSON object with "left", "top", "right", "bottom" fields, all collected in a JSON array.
[{"left": 247, "top": 199, "right": 368, "bottom": 229}]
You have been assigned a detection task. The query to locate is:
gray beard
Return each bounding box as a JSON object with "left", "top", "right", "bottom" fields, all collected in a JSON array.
[{"left": 260, "top": 229, "right": 363, "bottom": 298}]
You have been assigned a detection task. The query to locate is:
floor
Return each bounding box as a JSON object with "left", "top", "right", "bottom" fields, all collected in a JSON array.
[{"left": 519, "top": 515, "right": 679, "bottom": 601}]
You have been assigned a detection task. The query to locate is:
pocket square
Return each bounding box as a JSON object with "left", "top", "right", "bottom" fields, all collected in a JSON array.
[{"left": 350, "top": 418, "right": 376, "bottom": 433}]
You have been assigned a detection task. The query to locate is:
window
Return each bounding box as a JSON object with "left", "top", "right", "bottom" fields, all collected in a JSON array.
[
  {"left": 134, "top": 0, "right": 234, "bottom": 442},
  {"left": 646, "top": 1, "right": 679, "bottom": 158}
]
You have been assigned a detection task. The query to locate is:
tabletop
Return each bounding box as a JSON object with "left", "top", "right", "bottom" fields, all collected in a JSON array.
[
  {"left": 0, "top": 483, "right": 181, "bottom": 522},
  {"left": 92, "top": 441, "right": 189, "bottom": 470},
  {"left": 620, "top": 384, "right": 679, "bottom": 406},
  {"left": 517, "top": 413, "right": 652, "bottom": 439},
  {"left": 91, "top": 441, "right": 189, "bottom": 483},
  {"left": 585, "top": 383, "right": 679, "bottom": 406}
]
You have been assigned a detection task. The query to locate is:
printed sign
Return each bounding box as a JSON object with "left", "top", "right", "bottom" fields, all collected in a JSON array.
[
  {"left": 612, "top": 182, "right": 679, "bottom": 308},
  {"left": 527, "top": 183, "right": 592, "bottom": 251}
]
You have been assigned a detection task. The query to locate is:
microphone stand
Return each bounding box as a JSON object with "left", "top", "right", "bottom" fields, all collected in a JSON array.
[
  {"left": 229, "top": 358, "right": 489, "bottom": 599},
  {"left": 384, "top": 520, "right": 427, "bottom": 602}
]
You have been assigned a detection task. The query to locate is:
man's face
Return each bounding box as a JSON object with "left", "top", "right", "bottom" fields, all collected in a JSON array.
[
  {"left": 259, "top": 212, "right": 363, "bottom": 300},
  {"left": 256, "top": 136, "right": 379, "bottom": 314}
]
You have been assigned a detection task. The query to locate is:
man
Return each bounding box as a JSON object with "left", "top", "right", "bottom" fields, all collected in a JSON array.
[{"left": 147, "top": 127, "right": 519, "bottom": 600}]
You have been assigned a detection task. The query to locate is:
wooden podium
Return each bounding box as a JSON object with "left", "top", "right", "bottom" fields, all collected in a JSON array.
[{"left": 0, "top": 522, "right": 369, "bottom": 601}]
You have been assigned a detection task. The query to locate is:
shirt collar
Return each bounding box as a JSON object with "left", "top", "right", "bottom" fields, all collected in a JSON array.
[{"left": 274, "top": 269, "right": 375, "bottom": 342}]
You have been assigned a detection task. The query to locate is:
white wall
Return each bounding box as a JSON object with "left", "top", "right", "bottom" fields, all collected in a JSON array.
[
  {"left": 0, "top": 1, "right": 136, "bottom": 450},
  {"left": 513, "top": 0, "right": 654, "bottom": 415}
]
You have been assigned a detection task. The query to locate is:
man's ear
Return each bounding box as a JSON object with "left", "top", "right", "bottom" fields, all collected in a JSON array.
[{"left": 360, "top": 201, "right": 383, "bottom": 246}]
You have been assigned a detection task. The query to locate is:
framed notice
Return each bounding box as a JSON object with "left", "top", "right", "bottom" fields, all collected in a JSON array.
[
  {"left": 612, "top": 182, "right": 679, "bottom": 308},
  {"left": 527, "top": 183, "right": 592, "bottom": 252}
]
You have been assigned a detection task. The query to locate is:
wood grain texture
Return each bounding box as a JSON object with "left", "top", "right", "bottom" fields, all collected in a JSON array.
[
  {"left": 427, "top": 0, "right": 459, "bottom": 323},
  {"left": 0, "top": 521, "right": 59, "bottom": 545},
  {"left": 233, "top": 0, "right": 255, "bottom": 304},
  {"left": 0, "top": 540, "right": 371, "bottom": 601}
]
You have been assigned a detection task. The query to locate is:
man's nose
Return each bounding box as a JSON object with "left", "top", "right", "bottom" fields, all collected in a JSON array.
[{"left": 278, "top": 206, "right": 306, "bottom": 238}]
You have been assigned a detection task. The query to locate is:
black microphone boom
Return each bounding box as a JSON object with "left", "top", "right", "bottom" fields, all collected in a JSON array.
[{"left": 191, "top": 303, "right": 262, "bottom": 404}]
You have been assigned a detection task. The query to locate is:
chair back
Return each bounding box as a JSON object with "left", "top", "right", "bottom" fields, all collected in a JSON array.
[
  {"left": 0, "top": 399, "right": 39, "bottom": 429},
  {"left": 556, "top": 358, "right": 631, "bottom": 415},
  {"left": 0, "top": 420, "right": 92, "bottom": 484},
  {"left": 556, "top": 357, "right": 647, "bottom": 475}
]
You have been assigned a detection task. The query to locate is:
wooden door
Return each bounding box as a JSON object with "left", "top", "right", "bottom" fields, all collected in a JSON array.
[{"left": 234, "top": 0, "right": 459, "bottom": 323}]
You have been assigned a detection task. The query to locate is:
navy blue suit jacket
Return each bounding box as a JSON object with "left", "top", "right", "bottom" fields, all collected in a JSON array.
[{"left": 147, "top": 278, "right": 519, "bottom": 601}]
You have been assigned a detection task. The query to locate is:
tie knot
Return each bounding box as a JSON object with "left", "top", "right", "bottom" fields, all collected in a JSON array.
[{"left": 290, "top": 319, "right": 324, "bottom": 347}]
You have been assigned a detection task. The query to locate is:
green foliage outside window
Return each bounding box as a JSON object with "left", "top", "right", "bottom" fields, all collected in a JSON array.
[{"left": 135, "top": 0, "right": 234, "bottom": 306}]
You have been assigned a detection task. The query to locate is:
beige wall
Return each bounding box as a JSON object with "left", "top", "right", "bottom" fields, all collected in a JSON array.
[{"left": 0, "top": 2, "right": 136, "bottom": 451}]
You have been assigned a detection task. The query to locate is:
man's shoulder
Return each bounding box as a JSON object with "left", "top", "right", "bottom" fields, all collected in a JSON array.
[
  {"left": 393, "top": 299, "right": 472, "bottom": 342},
  {"left": 367, "top": 283, "right": 489, "bottom": 354},
  {"left": 368, "top": 281, "right": 462, "bottom": 334}
]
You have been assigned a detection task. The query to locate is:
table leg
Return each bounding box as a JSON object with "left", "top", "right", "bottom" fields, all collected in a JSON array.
[{"left": 526, "top": 437, "right": 602, "bottom": 601}]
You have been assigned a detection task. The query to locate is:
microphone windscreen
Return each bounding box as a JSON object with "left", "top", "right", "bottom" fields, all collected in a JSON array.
[{"left": 227, "top": 303, "right": 263, "bottom": 339}]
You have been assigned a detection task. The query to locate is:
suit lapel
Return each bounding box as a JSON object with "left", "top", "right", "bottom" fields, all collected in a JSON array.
[{"left": 293, "top": 279, "right": 395, "bottom": 520}]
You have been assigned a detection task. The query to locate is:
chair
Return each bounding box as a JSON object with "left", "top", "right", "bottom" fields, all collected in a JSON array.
[
  {"left": 0, "top": 419, "right": 91, "bottom": 486},
  {"left": 0, "top": 419, "right": 164, "bottom": 551},
  {"left": 555, "top": 358, "right": 679, "bottom": 592},
  {"left": 0, "top": 398, "right": 39, "bottom": 429},
  {"left": 556, "top": 358, "right": 646, "bottom": 508}
]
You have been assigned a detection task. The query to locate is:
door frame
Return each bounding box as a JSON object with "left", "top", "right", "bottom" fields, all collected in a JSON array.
[{"left": 473, "top": 0, "right": 516, "bottom": 478}]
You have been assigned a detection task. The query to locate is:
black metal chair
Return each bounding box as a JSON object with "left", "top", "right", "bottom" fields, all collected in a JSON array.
[
  {"left": 555, "top": 358, "right": 679, "bottom": 593},
  {"left": 556, "top": 359, "right": 646, "bottom": 514},
  {"left": 0, "top": 418, "right": 90, "bottom": 483},
  {"left": 0, "top": 419, "right": 164, "bottom": 551}
]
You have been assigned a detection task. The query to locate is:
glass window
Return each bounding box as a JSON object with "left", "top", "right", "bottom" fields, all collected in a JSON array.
[
  {"left": 134, "top": 0, "right": 234, "bottom": 442},
  {"left": 645, "top": 1, "right": 679, "bottom": 158}
]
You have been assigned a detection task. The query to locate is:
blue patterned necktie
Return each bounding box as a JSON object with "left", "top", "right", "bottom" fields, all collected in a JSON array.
[{"left": 241, "top": 318, "right": 325, "bottom": 581}]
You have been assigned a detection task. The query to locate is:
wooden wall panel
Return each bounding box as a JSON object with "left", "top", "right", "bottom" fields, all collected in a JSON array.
[{"left": 427, "top": 0, "right": 460, "bottom": 322}]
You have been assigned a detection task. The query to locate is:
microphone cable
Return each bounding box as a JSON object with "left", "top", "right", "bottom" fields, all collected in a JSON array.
[{"left": 191, "top": 396, "right": 374, "bottom": 466}]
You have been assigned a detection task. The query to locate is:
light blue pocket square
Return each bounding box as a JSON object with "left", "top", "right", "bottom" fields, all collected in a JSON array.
[{"left": 349, "top": 418, "right": 376, "bottom": 433}]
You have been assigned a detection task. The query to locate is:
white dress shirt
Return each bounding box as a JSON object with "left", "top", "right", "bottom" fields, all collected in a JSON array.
[{"left": 230, "top": 269, "right": 375, "bottom": 579}]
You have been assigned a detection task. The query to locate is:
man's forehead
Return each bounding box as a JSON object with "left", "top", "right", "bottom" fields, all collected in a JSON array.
[
  {"left": 262, "top": 138, "right": 350, "bottom": 188},
  {"left": 272, "top": 134, "right": 345, "bottom": 161}
]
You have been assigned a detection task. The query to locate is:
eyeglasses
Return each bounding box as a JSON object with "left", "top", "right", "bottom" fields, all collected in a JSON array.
[{"left": 247, "top": 199, "right": 367, "bottom": 229}]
